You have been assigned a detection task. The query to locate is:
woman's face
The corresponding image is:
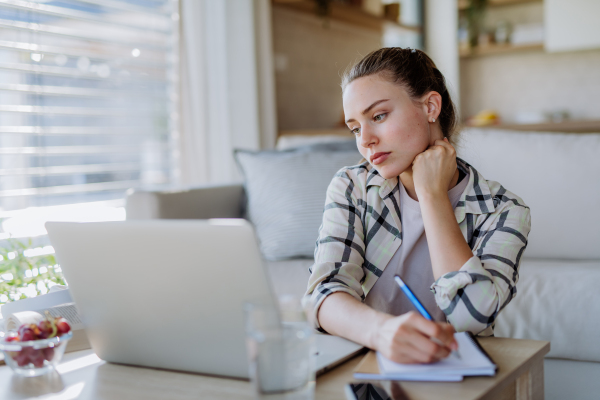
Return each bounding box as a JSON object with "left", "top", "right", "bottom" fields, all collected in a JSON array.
[{"left": 342, "top": 74, "right": 442, "bottom": 179}]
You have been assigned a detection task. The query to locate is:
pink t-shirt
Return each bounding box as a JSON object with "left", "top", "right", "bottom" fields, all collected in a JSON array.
[{"left": 364, "top": 172, "right": 470, "bottom": 321}]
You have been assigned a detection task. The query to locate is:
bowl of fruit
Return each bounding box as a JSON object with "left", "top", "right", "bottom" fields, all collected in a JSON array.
[{"left": 0, "top": 313, "right": 72, "bottom": 377}]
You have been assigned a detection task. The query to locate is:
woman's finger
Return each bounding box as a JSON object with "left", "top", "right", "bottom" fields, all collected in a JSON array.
[
  {"left": 390, "top": 333, "right": 441, "bottom": 364},
  {"left": 401, "top": 328, "right": 450, "bottom": 362},
  {"left": 409, "top": 315, "right": 457, "bottom": 349},
  {"left": 433, "top": 138, "right": 455, "bottom": 152}
]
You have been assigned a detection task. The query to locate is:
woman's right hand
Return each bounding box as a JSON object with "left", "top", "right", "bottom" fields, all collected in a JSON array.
[{"left": 374, "top": 311, "right": 458, "bottom": 364}]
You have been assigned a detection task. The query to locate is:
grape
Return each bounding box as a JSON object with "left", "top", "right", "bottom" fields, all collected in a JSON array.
[
  {"left": 20, "top": 328, "right": 35, "bottom": 342},
  {"left": 30, "top": 350, "right": 44, "bottom": 368},
  {"left": 43, "top": 347, "right": 55, "bottom": 361},
  {"left": 56, "top": 318, "right": 71, "bottom": 335},
  {"left": 14, "top": 352, "right": 30, "bottom": 367},
  {"left": 20, "top": 346, "right": 33, "bottom": 357},
  {"left": 38, "top": 320, "right": 55, "bottom": 339}
]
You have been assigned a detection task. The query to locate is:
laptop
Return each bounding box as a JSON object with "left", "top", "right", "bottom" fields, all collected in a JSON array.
[{"left": 45, "top": 219, "right": 363, "bottom": 379}]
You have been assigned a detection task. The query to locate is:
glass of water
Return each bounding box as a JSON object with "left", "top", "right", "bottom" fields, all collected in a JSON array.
[{"left": 244, "top": 299, "right": 315, "bottom": 400}]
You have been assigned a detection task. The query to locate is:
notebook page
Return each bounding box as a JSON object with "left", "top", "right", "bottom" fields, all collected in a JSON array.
[
  {"left": 354, "top": 371, "right": 464, "bottom": 381},
  {"left": 377, "top": 332, "right": 495, "bottom": 376}
]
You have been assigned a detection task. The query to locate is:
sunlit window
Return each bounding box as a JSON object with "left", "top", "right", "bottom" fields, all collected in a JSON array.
[
  {"left": 0, "top": 0, "right": 180, "bottom": 239},
  {"left": 0, "top": 0, "right": 180, "bottom": 302}
]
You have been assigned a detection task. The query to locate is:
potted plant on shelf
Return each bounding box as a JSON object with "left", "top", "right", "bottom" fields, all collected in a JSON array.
[{"left": 465, "top": 0, "right": 488, "bottom": 49}]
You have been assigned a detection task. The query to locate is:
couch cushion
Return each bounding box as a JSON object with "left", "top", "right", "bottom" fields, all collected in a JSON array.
[
  {"left": 457, "top": 128, "right": 600, "bottom": 259},
  {"left": 235, "top": 147, "right": 361, "bottom": 260},
  {"left": 495, "top": 258, "right": 600, "bottom": 362},
  {"left": 277, "top": 134, "right": 355, "bottom": 150}
]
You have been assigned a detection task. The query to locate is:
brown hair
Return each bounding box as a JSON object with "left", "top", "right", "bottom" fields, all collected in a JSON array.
[{"left": 342, "top": 47, "right": 458, "bottom": 141}]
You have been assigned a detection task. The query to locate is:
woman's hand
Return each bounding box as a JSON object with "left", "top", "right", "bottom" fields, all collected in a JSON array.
[
  {"left": 374, "top": 311, "right": 458, "bottom": 364},
  {"left": 412, "top": 138, "right": 457, "bottom": 200}
]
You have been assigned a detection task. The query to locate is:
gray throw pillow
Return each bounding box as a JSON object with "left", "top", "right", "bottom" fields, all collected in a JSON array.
[{"left": 235, "top": 147, "right": 362, "bottom": 261}]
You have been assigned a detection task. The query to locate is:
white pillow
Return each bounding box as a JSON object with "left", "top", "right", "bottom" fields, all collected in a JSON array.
[
  {"left": 457, "top": 128, "right": 600, "bottom": 260},
  {"left": 276, "top": 134, "right": 354, "bottom": 150},
  {"left": 235, "top": 147, "right": 361, "bottom": 261}
]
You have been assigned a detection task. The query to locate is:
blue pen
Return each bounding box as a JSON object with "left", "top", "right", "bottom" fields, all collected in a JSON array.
[
  {"left": 394, "top": 276, "right": 433, "bottom": 320},
  {"left": 394, "top": 275, "right": 460, "bottom": 359}
]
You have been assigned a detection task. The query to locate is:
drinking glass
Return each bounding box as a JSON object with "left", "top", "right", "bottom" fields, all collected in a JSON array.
[{"left": 244, "top": 299, "right": 315, "bottom": 400}]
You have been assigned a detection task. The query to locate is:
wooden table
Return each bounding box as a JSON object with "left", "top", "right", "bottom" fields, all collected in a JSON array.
[{"left": 0, "top": 337, "right": 549, "bottom": 400}]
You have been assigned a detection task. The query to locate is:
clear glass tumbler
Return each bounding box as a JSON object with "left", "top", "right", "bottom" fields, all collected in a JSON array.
[{"left": 244, "top": 300, "right": 315, "bottom": 400}]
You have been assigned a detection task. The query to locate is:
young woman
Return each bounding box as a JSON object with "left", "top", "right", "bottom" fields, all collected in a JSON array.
[{"left": 306, "top": 48, "right": 531, "bottom": 364}]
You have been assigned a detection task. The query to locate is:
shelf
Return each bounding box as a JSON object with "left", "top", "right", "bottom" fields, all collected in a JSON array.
[
  {"left": 458, "top": 0, "right": 542, "bottom": 11},
  {"left": 470, "top": 120, "right": 600, "bottom": 133},
  {"left": 272, "top": 0, "right": 422, "bottom": 33},
  {"left": 460, "top": 42, "right": 544, "bottom": 58}
]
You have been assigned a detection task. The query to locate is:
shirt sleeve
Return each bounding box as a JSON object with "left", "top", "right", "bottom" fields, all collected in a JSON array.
[
  {"left": 430, "top": 202, "right": 531, "bottom": 335},
  {"left": 305, "top": 169, "right": 367, "bottom": 332}
]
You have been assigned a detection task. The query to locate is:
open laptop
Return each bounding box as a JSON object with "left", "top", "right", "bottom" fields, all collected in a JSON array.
[{"left": 45, "top": 219, "right": 363, "bottom": 379}]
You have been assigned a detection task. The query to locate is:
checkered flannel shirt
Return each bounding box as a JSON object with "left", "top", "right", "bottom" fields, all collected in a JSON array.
[{"left": 305, "top": 158, "right": 531, "bottom": 336}]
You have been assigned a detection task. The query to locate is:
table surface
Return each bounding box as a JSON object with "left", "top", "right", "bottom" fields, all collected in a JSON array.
[{"left": 0, "top": 337, "right": 549, "bottom": 400}]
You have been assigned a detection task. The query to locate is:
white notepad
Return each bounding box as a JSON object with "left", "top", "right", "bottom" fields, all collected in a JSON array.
[{"left": 354, "top": 332, "right": 497, "bottom": 382}]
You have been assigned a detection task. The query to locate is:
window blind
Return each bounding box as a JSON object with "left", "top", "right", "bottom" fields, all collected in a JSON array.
[{"left": 0, "top": 0, "right": 179, "bottom": 212}]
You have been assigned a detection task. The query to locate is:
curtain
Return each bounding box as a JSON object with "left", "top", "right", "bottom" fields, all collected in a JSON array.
[{"left": 179, "top": 0, "right": 277, "bottom": 185}]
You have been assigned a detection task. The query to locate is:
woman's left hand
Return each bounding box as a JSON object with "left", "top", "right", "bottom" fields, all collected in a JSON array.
[{"left": 412, "top": 138, "right": 457, "bottom": 200}]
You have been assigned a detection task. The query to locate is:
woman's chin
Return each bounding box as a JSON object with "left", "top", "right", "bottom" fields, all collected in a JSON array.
[{"left": 373, "top": 165, "right": 401, "bottom": 179}]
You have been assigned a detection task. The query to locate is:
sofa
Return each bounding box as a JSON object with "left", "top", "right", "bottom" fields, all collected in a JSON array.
[{"left": 126, "top": 128, "right": 600, "bottom": 400}]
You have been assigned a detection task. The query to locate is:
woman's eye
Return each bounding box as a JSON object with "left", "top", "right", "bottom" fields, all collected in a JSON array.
[
  {"left": 351, "top": 127, "right": 360, "bottom": 136},
  {"left": 374, "top": 113, "right": 387, "bottom": 122}
]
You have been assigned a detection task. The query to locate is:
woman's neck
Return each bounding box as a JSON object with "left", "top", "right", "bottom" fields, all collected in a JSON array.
[{"left": 399, "top": 166, "right": 460, "bottom": 202}]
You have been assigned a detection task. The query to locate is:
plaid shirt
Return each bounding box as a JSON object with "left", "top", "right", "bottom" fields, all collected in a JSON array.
[{"left": 306, "top": 158, "right": 531, "bottom": 336}]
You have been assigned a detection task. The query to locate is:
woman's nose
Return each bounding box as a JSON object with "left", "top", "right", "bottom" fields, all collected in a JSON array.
[{"left": 359, "top": 126, "right": 378, "bottom": 148}]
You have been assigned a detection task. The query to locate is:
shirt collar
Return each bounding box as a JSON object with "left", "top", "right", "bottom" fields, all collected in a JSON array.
[{"left": 365, "top": 163, "right": 396, "bottom": 198}]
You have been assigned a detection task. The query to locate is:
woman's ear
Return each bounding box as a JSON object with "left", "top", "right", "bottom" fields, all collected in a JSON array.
[{"left": 422, "top": 91, "right": 442, "bottom": 122}]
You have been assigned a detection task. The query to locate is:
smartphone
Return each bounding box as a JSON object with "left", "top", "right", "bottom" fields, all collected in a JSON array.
[
  {"left": 344, "top": 382, "right": 409, "bottom": 400},
  {"left": 345, "top": 382, "right": 391, "bottom": 400}
]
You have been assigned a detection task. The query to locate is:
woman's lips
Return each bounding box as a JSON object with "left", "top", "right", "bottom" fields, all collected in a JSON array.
[{"left": 371, "top": 152, "right": 391, "bottom": 165}]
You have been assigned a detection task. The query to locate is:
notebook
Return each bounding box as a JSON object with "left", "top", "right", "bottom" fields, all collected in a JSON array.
[{"left": 354, "top": 332, "right": 497, "bottom": 382}]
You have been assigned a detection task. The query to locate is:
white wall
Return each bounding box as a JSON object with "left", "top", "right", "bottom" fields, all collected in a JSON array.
[
  {"left": 545, "top": 0, "right": 600, "bottom": 52},
  {"left": 424, "top": 0, "right": 460, "bottom": 110},
  {"left": 460, "top": 48, "right": 600, "bottom": 122}
]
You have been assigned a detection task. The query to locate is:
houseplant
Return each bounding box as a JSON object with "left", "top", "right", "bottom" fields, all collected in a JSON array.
[
  {"left": 0, "top": 238, "right": 66, "bottom": 305},
  {"left": 465, "top": 0, "right": 488, "bottom": 48}
]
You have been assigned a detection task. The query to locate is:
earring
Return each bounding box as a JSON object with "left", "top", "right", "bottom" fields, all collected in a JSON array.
[{"left": 432, "top": 118, "right": 436, "bottom": 123}]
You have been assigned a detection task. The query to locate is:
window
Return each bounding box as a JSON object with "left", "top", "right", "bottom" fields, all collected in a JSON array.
[
  {"left": 0, "top": 0, "right": 180, "bottom": 237},
  {"left": 0, "top": 0, "right": 180, "bottom": 302}
]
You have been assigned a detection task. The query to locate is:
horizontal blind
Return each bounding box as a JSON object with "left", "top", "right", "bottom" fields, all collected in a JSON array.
[{"left": 0, "top": 0, "right": 179, "bottom": 212}]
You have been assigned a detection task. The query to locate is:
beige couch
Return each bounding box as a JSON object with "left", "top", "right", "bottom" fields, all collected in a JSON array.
[{"left": 126, "top": 128, "right": 600, "bottom": 400}]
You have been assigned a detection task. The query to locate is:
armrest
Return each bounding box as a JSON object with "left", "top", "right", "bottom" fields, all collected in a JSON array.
[{"left": 125, "top": 183, "right": 245, "bottom": 220}]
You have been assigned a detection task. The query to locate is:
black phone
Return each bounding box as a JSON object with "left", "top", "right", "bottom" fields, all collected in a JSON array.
[{"left": 344, "top": 382, "right": 410, "bottom": 400}]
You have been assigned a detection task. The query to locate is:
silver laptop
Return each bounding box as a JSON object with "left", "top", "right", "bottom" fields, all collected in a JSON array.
[{"left": 45, "top": 219, "right": 363, "bottom": 379}]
